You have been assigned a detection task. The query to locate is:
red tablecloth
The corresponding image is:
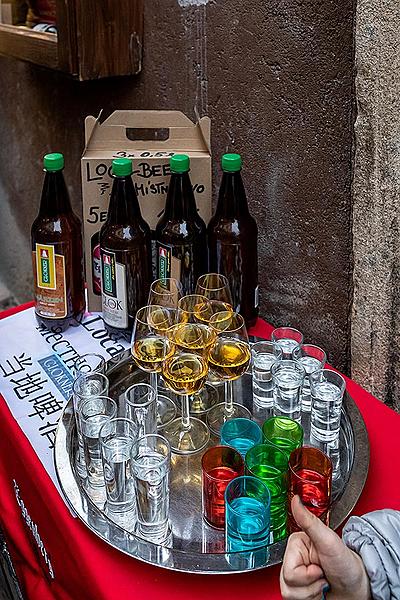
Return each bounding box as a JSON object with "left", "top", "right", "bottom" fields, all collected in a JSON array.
[{"left": 0, "top": 303, "right": 399, "bottom": 600}]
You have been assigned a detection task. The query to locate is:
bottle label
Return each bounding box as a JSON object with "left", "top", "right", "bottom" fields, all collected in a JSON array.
[
  {"left": 92, "top": 242, "right": 101, "bottom": 295},
  {"left": 101, "top": 250, "right": 128, "bottom": 329},
  {"left": 32, "top": 243, "right": 67, "bottom": 318},
  {"left": 157, "top": 242, "right": 182, "bottom": 283}
]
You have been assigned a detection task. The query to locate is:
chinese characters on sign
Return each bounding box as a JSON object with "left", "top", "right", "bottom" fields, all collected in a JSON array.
[
  {"left": 0, "top": 354, "right": 63, "bottom": 449},
  {"left": 0, "top": 308, "right": 129, "bottom": 484}
]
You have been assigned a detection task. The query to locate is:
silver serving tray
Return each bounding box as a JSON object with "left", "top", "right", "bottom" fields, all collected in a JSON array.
[{"left": 55, "top": 346, "right": 369, "bottom": 574}]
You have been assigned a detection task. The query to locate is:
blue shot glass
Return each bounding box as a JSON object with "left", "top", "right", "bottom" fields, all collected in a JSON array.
[
  {"left": 225, "top": 475, "right": 271, "bottom": 553},
  {"left": 220, "top": 418, "right": 263, "bottom": 458}
]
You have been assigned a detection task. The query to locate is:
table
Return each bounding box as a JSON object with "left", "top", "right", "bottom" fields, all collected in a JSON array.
[{"left": 0, "top": 303, "right": 399, "bottom": 600}]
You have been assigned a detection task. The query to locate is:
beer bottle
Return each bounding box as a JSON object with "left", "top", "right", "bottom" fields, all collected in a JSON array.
[
  {"left": 31, "top": 153, "right": 85, "bottom": 332},
  {"left": 155, "top": 154, "right": 207, "bottom": 294},
  {"left": 100, "top": 157, "right": 152, "bottom": 341},
  {"left": 208, "top": 153, "right": 259, "bottom": 327}
]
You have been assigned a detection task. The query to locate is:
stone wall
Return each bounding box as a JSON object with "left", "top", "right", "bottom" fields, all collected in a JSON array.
[
  {"left": 0, "top": 0, "right": 355, "bottom": 371},
  {"left": 352, "top": 0, "right": 400, "bottom": 405}
]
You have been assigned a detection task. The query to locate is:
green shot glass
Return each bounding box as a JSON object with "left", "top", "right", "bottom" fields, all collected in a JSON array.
[
  {"left": 262, "top": 416, "right": 304, "bottom": 458},
  {"left": 245, "top": 443, "right": 289, "bottom": 541}
]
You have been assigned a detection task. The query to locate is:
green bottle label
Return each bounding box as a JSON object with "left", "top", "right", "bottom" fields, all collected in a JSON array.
[
  {"left": 157, "top": 242, "right": 183, "bottom": 285},
  {"left": 101, "top": 249, "right": 128, "bottom": 329},
  {"left": 158, "top": 243, "right": 171, "bottom": 281}
]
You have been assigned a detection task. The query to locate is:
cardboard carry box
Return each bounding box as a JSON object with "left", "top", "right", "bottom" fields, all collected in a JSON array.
[{"left": 81, "top": 110, "right": 212, "bottom": 312}]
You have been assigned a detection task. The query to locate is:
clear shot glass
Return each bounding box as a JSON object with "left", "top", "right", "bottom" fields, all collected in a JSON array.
[
  {"left": 74, "top": 353, "right": 106, "bottom": 377},
  {"left": 271, "top": 327, "right": 303, "bottom": 359},
  {"left": 293, "top": 344, "right": 327, "bottom": 412},
  {"left": 72, "top": 372, "right": 109, "bottom": 479},
  {"left": 131, "top": 434, "right": 171, "bottom": 543},
  {"left": 79, "top": 395, "right": 117, "bottom": 503},
  {"left": 310, "top": 369, "right": 346, "bottom": 442},
  {"left": 271, "top": 360, "right": 305, "bottom": 422},
  {"left": 124, "top": 383, "right": 157, "bottom": 438},
  {"left": 99, "top": 417, "right": 138, "bottom": 532},
  {"left": 251, "top": 341, "right": 283, "bottom": 408}
]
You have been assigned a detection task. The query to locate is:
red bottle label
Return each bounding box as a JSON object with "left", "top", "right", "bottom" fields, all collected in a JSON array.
[{"left": 92, "top": 243, "right": 101, "bottom": 295}]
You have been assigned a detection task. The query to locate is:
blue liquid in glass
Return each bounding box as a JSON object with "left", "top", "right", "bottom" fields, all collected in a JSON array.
[
  {"left": 226, "top": 497, "right": 270, "bottom": 552},
  {"left": 226, "top": 437, "right": 255, "bottom": 457}
]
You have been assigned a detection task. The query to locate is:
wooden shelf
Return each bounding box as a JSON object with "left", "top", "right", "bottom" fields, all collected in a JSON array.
[
  {"left": 0, "top": 23, "right": 58, "bottom": 70},
  {"left": 0, "top": 0, "right": 143, "bottom": 80}
]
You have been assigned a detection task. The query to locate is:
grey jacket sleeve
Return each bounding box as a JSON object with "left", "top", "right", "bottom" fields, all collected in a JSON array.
[{"left": 342, "top": 510, "right": 400, "bottom": 600}]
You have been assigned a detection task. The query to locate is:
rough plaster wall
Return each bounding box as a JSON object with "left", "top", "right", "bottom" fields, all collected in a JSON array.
[
  {"left": 0, "top": 0, "right": 354, "bottom": 371},
  {"left": 352, "top": 0, "right": 400, "bottom": 404}
]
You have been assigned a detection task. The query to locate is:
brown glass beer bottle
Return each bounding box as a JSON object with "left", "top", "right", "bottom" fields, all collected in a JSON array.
[
  {"left": 31, "top": 153, "right": 85, "bottom": 332},
  {"left": 208, "top": 153, "right": 259, "bottom": 327},
  {"left": 100, "top": 158, "right": 152, "bottom": 341},
  {"left": 155, "top": 154, "right": 208, "bottom": 294}
]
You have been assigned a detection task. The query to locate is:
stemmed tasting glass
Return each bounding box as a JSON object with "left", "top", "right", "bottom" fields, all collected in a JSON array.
[
  {"left": 131, "top": 305, "right": 176, "bottom": 427},
  {"left": 195, "top": 273, "right": 234, "bottom": 320},
  {"left": 207, "top": 311, "right": 251, "bottom": 435},
  {"left": 146, "top": 286, "right": 182, "bottom": 423},
  {"left": 177, "top": 294, "right": 219, "bottom": 413},
  {"left": 161, "top": 318, "right": 214, "bottom": 454},
  {"left": 148, "top": 278, "right": 183, "bottom": 308}
]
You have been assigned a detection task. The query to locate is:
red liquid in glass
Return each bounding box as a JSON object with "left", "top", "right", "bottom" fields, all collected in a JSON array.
[
  {"left": 203, "top": 466, "right": 240, "bottom": 529},
  {"left": 288, "top": 468, "right": 330, "bottom": 532}
]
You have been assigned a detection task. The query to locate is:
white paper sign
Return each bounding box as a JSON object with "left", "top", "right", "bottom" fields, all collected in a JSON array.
[{"left": 0, "top": 308, "right": 130, "bottom": 488}]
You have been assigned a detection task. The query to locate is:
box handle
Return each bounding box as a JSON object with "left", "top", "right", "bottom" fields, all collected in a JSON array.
[{"left": 126, "top": 128, "right": 170, "bottom": 142}]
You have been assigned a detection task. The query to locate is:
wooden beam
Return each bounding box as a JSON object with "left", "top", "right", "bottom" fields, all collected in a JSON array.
[
  {"left": 56, "top": 0, "right": 78, "bottom": 75},
  {"left": 74, "top": 0, "right": 144, "bottom": 80},
  {"left": 0, "top": 24, "right": 58, "bottom": 70}
]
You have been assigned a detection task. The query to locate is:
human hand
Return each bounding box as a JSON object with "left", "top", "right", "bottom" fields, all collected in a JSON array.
[{"left": 280, "top": 496, "right": 371, "bottom": 600}]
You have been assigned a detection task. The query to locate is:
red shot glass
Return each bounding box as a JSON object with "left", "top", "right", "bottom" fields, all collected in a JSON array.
[
  {"left": 202, "top": 445, "right": 244, "bottom": 529},
  {"left": 288, "top": 446, "right": 332, "bottom": 533}
]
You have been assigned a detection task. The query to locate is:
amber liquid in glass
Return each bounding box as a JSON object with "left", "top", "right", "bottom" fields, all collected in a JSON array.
[
  {"left": 171, "top": 322, "right": 216, "bottom": 354},
  {"left": 208, "top": 338, "right": 251, "bottom": 380},
  {"left": 162, "top": 353, "right": 208, "bottom": 395},
  {"left": 132, "top": 337, "right": 174, "bottom": 372}
]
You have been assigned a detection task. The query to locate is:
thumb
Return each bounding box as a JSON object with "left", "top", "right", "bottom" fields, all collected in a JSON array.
[{"left": 291, "top": 495, "right": 337, "bottom": 552}]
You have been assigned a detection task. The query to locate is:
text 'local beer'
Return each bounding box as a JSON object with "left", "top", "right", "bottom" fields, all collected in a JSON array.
[
  {"left": 100, "top": 158, "right": 152, "bottom": 341},
  {"left": 208, "top": 154, "right": 259, "bottom": 327},
  {"left": 31, "top": 153, "right": 85, "bottom": 332}
]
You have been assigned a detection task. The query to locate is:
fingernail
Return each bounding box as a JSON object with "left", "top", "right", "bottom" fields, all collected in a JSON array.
[{"left": 321, "top": 584, "right": 331, "bottom": 600}]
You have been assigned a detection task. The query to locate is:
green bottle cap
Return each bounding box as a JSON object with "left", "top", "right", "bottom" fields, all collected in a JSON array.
[
  {"left": 221, "top": 153, "right": 242, "bottom": 172},
  {"left": 170, "top": 154, "right": 190, "bottom": 173},
  {"left": 43, "top": 153, "right": 64, "bottom": 171},
  {"left": 112, "top": 157, "right": 133, "bottom": 177}
]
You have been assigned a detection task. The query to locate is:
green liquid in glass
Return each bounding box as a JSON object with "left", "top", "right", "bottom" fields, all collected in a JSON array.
[{"left": 248, "top": 463, "right": 287, "bottom": 540}]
